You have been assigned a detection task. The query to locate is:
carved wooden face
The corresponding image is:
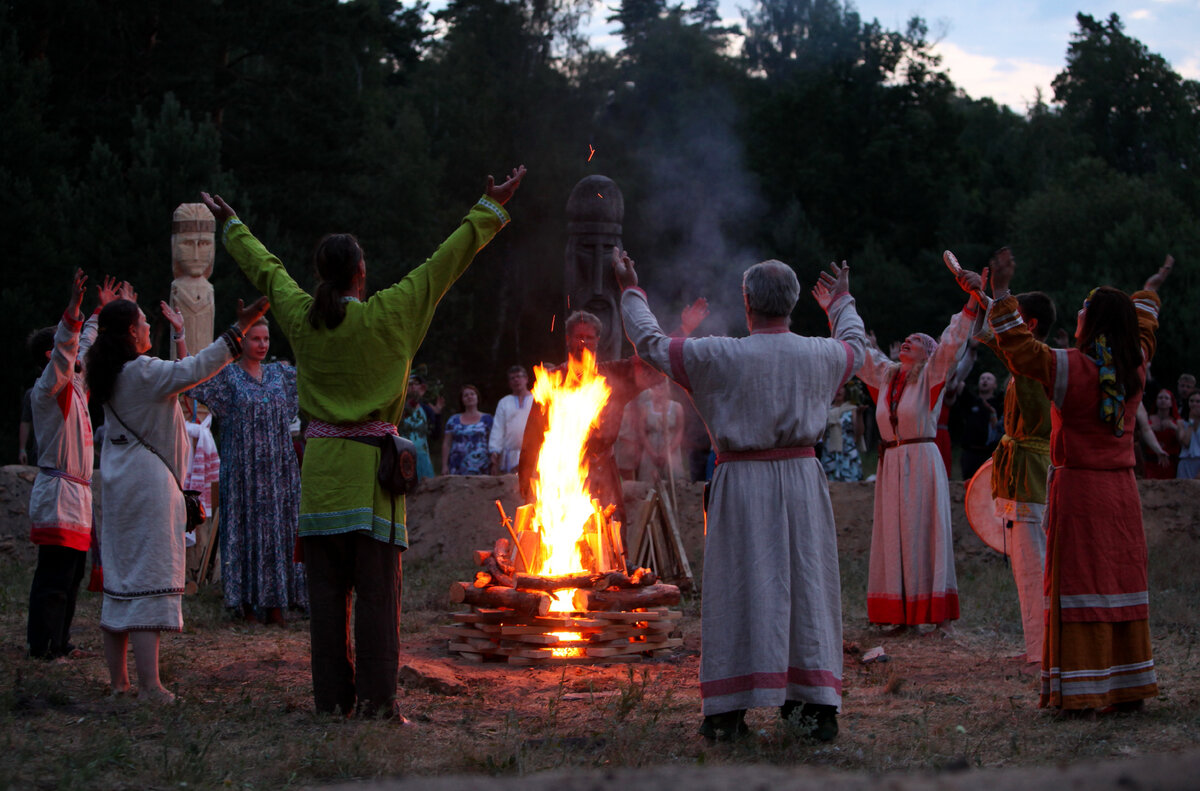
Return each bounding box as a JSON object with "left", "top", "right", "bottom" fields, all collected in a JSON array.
[{"left": 173, "top": 231, "right": 215, "bottom": 279}]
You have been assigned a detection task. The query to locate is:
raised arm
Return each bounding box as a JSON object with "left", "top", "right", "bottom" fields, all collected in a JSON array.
[
  {"left": 36, "top": 269, "right": 88, "bottom": 399},
  {"left": 812, "top": 260, "right": 867, "bottom": 386}
]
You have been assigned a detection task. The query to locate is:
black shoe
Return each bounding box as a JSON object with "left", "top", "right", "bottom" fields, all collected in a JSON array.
[
  {"left": 699, "top": 709, "right": 749, "bottom": 742},
  {"left": 780, "top": 701, "right": 839, "bottom": 742}
]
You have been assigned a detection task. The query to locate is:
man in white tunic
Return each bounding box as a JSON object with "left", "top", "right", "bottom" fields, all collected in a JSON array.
[
  {"left": 615, "top": 251, "right": 865, "bottom": 742},
  {"left": 489, "top": 365, "right": 533, "bottom": 474}
]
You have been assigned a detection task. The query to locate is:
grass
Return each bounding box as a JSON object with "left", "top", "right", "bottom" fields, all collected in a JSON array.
[{"left": 0, "top": 514, "right": 1197, "bottom": 788}]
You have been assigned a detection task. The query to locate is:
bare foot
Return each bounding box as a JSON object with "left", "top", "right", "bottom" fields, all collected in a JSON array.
[
  {"left": 139, "top": 687, "right": 176, "bottom": 705},
  {"left": 108, "top": 685, "right": 133, "bottom": 700},
  {"left": 266, "top": 608, "right": 287, "bottom": 627}
]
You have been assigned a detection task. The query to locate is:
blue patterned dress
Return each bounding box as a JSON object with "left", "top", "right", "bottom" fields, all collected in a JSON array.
[
  {"left": 399, "top": 403, "right": 435, "bottom": 479},
  {"left": 190, "top": 363, "right": 307, "bottom": 612},
  {"left": 445, "top": 413, "right": 493, "bottom": 475}
]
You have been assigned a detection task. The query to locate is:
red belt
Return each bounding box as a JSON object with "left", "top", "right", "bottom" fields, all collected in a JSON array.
[
  {"left": 715, "top": 446, "right": 815, "bottom": 465},
  {"left": 879, "top": 437, "right": 936, "bottom": 455}
]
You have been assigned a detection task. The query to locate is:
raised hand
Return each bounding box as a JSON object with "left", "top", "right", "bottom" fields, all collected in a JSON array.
[
  {"left": 485, "top": 166, "right": 527, "bottom": 206},
  {"left": 990, "top": 248, "right": 1016, "bottom": 294},
  {"left": 812, "top": 260, "right": 849, "bottom": 311},
  {"left": 118, "top": 281, "right": 138, "bottom": 304},
  {"left": 235, "top": 296, "right": 270, "bottom": 332},
  {"left": 96, "top": 275, "right": 123, "bottom": 308},
  {"left": 680, "top": 297, "right": 709, "bottom": 335},
  {"left": 199, "top": 191, "right": 237, "bottom": 225},
  {"left": 611, "top": 246, "right": 638, "bottom": 291},
  {"left": 68, "top": 269, "right": 87, "bottom": 318},
  {"left": 160, "top": 300, "right": 184, "bottom": 333},
  {"left": 1143, "top": 253, "right": 1173, "bottom": 292}
]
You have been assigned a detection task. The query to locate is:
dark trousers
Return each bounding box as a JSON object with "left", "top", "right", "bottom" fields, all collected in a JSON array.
[
  {"left": 303, "top": 532, "right": 401, "bottom": 716},
  {"left": 27, "top": 544, "right": 88, "bottom": 658}
]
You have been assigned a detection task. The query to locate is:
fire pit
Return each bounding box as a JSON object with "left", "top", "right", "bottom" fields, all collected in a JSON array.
[{"left": 442, "top": 349, "right": 684, "bottom": 665}]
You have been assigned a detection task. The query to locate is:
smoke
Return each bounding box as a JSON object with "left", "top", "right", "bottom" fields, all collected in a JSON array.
[{"left": 625, "top": 90, "right": 767, "bottom": 338}]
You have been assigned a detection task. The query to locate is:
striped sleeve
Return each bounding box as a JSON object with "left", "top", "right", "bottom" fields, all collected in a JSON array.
[
  {"left": 989, "top": 294, "right": 1057, "bottom": 392},
  {"left": 1131, "top": 290, "right": 1160, "bottom": 364}
]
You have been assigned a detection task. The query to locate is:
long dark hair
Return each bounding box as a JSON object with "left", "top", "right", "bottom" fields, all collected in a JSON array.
[
  {"left": 85, "top": 299, "right": 140, "bottom": 405},
  {"left": 307, "top": 233, "right": 363, "bottom": 330},
  {"left": 1075, "top": 286, "right": 1142, "bottom": 398}
]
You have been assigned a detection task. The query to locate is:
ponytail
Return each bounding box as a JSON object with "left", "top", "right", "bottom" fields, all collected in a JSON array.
[{"left": 307, "top": 233, "right": 363, "bottom": 330}]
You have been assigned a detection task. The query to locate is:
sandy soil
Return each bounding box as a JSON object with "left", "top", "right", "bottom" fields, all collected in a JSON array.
[{"left": 3, "top": 469, "right": 1199, "bottom": 789}]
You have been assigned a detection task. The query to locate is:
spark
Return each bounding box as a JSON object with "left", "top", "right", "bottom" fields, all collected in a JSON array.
[
  {"left": 551, "top": 314, "right": 556, "bottom": 332},
  {"left": 597, "top": 193, "right": 603, "bottom": 198},
  {"left": 587, "top": 144, "right": 596, "bottom": 162}
]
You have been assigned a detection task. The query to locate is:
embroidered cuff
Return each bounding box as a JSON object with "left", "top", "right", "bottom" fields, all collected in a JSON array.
[
  {"left": 222, "top": 217, "right": 244, "bottom": 242},
  {"left": 1133, "top": 298, "right": 1159, "bottom": 318},
  {"left": 219, "top": 328, "right": 243, "bottom": 358},
  {"left": 476, "top": 196, "right": 509, "bottom": 226},
  {"left": 62, "top": 311, "right": 83, "bottom": 333}
]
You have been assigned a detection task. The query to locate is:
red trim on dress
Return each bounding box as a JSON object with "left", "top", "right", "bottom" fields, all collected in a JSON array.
[{"left": 700, "top": 667, "right": 842, "bottom": 698}]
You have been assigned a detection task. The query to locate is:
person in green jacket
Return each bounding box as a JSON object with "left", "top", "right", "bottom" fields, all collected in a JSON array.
[{"left": 201, "top": 166, "right": 525, "bottom": 718}]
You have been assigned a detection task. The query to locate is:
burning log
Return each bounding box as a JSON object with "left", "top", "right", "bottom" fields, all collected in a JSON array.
[
  {"left": 572, "top": 583, "right": 681, "bottom": 612},
  {"left": 449, "top": 582, "right": 552, "bottom": 617},
  {"left": 512, "top": 567, "right": 658, "bottom": 593},
  {"left": 473, "top": 539, "right": 516, "bottom": 588}
]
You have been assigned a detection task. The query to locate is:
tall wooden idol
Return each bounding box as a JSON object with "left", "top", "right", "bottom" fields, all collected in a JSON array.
[
  {"left": 565, "top": 175, "right": 625, "bottom": 362},
  {"left": 169, "top": 203, "right": 216, "bottom": 358}
]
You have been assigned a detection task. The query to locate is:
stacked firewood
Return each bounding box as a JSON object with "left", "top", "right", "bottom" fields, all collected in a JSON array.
[
  {"left": 440, "top": 608, "right": 684, "bottom": 665},
  {"left": 447, "top": 538, "right": 682, "bottom": 616},
  {"left": 444, "top": 537, "right": 685, "bottom": 665}
]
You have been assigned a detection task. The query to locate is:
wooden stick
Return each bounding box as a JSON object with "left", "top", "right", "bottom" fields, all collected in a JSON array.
[
  {"left": 656, "top": 480, "right": 694, "bottom": 588},
  {"left": 495, "top": 500, "right": 532, "bottom": 572}
]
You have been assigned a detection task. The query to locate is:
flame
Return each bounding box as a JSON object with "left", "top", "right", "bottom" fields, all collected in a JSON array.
[
  {"left": 588, "top": 144, "right": 596, "bottom": 162},
  {"left": 550, "top": 631, "right": 585, "bottom": 658},
  {"left": 530, "top": 349, "right": 611, "bottom": 611}
]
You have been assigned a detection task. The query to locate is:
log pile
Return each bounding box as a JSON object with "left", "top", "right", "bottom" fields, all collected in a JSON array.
[
  {"left": 446, "top": 538, "right": 683, "bottom": 665},
  {"left": 440, "top": 608, "right": 684, "bottom": 666}
]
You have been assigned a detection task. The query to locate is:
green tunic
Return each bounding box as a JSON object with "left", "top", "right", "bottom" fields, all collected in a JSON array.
[
  {"left": 985, "top": 338, "right": 1052, "bottom": 522},
  {"left": 221, "top": 196, "right": 510, "bottom": 546}
]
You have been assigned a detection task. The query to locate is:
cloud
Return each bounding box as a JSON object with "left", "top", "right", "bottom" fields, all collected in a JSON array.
[
  {"left": 1179, "top": 56, "right": 1200, "bottom": 80},
  {"left": 932, "top": 41, "right": 1061, "bottom": 110},
  {"left": 1129, "top": 9, "right": 1155, "bottom": 20}
]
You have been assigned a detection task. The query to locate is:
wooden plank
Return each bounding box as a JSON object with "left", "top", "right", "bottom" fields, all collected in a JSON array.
[
  {"left": 457, "top": 651, "right": 486, "bottom": 663},
  {"left": 437, "top": 625, "right": 493, "bottom": 640},
  {"left": 448, "top": 641, "right": 504, "bottom": 655},
  {"left": 588, "top": 610, "right": 666, "bottom": 622},
  {"left": 452, "top": 610, "right": 518, "bottom": 624},
  {"left": 585, "top": 637, "right": 683, "bottom": 658}
]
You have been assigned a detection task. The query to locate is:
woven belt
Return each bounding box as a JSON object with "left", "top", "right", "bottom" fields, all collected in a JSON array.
[
  {"left": 304, "top": 418, "right": 398, "bottom": 439},
  {"left": 715, "top": 446, "right": 815, "bottom": 465},
  {"left": 879, "top": 437, "right": 936, "bottom": 456},
  {"left": 39, "top": 467, "right": 91, "bottom": 486}
]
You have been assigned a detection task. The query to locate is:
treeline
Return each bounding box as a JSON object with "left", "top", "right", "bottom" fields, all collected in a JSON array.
[{"left": 2, "top": 0, "right": 1197, "bottom": 452}]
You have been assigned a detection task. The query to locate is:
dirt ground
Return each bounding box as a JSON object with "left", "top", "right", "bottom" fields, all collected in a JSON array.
[{"left": 1, "top": 469, "right": 1199, "bottom": 789}]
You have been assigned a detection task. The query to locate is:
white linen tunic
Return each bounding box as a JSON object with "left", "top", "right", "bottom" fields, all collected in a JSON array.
[
  {"left": 29, "top": 311, "right": 98, "bottom": 551},
  {"left": 621, "top": 288, "right": 865, "bottom": 715},
  {"left": 99, "top": 337, "right": 234, "bottom": 632},
  {"left": 856, "top": 302, "right": 982, "bottom": 625},
  {"left": 488, "top": 392, "right": 533, "bottom": 474}
]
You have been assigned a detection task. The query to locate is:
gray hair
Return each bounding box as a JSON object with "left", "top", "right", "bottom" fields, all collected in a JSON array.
[
  {"left": 743, "top": 260, "right": 800, "bottom": 318},
  {"left": 564, "top": 310, "right": 603, "bottom": 335}
]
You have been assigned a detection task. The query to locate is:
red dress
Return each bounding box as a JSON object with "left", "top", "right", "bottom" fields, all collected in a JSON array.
[{"left": 990, "top": 290, "right": 1161, "bottom": 710}]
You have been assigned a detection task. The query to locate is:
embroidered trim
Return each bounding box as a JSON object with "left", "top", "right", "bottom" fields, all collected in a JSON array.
[
  {"left": 305, "top": 419, "right": 398, "bottom": 439},
  {"left": 1051, "top": 349, "right": 1070, "bottom": 408},
  {"left": 1132, "top": 298, "right": 1159, "bottom": 318},
  {"left": 838, "top": 340, "right": 855, "bottom": 388},
  {"left": 476, "top": 196, "right": 508, "bottom": 225},
  {"left": 668, "top": 337, "right": 691, "bottom": 392},
  {"left": 992, "top": 310, "right": 1024, "bottom": 334},
  {"left": 103, "top": 586, "right": 186, "bottom": 598}
]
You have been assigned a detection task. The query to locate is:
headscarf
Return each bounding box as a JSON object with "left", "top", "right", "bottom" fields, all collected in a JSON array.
[
  {"left": 912, "top": 333, "right": 938, "bottom": 359},
  {"left": 1082, "top": 289, "right": 1126, "bottom": 436}
]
